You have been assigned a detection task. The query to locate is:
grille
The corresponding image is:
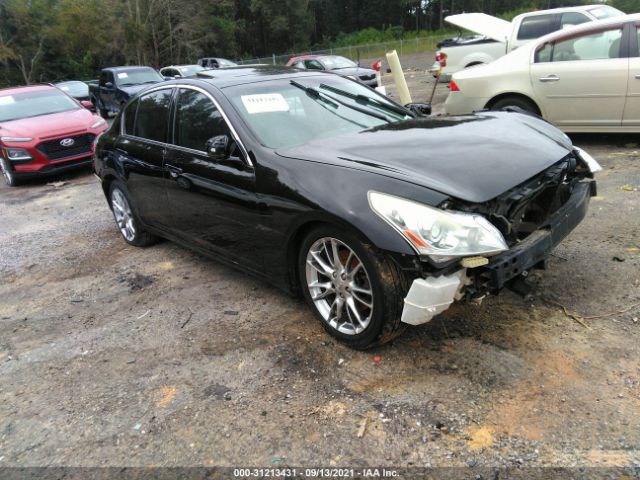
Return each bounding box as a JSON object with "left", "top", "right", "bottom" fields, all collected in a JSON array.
[{"left": 37, "top": 133, "right": 95, "bottom": 161}]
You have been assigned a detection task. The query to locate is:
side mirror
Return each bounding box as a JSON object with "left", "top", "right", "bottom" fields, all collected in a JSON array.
[
  {"left": 104, "top": 82, "right": 114, "bottom": 89},
  {"left": 405, "top": 102, "right": 432, "bottom": 117},
  {"left": 80, "top": 100, "right": 94, "bottom": 109},
  {"left": 206, "top": 135, "right": 230, "bottom": 160}
]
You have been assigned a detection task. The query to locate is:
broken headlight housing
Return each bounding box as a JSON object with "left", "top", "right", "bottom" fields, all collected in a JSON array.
[{"left": 368, "top": 191, "right": 508, "bottom": 263}]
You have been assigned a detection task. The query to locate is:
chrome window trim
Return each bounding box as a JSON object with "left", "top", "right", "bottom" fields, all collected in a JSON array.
[{"left": 119, "top": 83, "right": 252, "bottom": 167}]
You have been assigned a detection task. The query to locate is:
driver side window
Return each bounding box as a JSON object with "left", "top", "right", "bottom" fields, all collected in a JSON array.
[{"left": 173, "top": 88, "right": 235, "bottom": 154}]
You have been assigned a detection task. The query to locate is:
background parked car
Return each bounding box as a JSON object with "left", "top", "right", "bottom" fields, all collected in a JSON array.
[
  {"left": 89, "top": 66, "right": 164, "bottom": 119},
  {"left": 197, "top": 57, "right": 237, "bottom": 69},
  {"left": 160, "top": 64, "right": 205, "bottom": 78},
  {"left": 437, "top": 4, "right": 624, "bottom": 79},
  {"left": 286, "top": 54, "right": 378, "bottom": 87},
  {"left": 444, "top": 14, "right": 640, "bottom": 132},
  {"left": 0, "top": 85, "right": 108, "bottom": 186},
  {"left": 54, "top": 80, "right": 91, "bottom": 103}
]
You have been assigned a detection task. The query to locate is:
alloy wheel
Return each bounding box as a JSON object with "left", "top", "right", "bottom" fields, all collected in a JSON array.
[
  {"left": 305, "top": 237, "right": 374, "bottom": 335},
  {"left": 111, "top": 188, "right": 136, "bottom": 242}
]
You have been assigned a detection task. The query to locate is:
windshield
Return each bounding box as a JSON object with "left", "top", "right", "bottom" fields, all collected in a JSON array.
[
  {"left": 587, "top": 6, "right": 624, "bottom": 19},
  {"left": 218, "top": 59, "right": 237, "bottom": 67},
  {"left": 116, "top": 69, "right": 163, "bottom": 86},
  {"left": 0, "top": 89, "right": 80, "bottom": 122},
  {"left": 224, "top": 76, "right": 409, "bottom": 149},
  {"left": 56, "top": 81, "right": 89, "bottom": 97},
  {"left": 319, "top": 56, "right": 357, "bottom": 70},
  {"left": 178, "top": 65, "right": 205, "bottom": 76}
]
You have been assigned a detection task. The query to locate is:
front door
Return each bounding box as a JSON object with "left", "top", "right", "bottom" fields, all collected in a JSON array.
[
  {"left": 99, "top": 70, "right": 116, "bottom": 111},
  {"left": 622, "top": 24, "right": 640, "bottom": 127},
  {"left": 531, "top": 25, "right": 628, "bottom": 127},
  {"left": 164, "top": 87, "right": 264, "bottom": 273}
]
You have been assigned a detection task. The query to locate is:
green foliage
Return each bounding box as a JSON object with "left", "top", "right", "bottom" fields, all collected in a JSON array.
[{"left": 0, "top": 0, "right": 629, "bottom": 87}]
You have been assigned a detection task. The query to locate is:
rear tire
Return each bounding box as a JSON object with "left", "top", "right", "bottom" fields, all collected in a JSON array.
[
  {"left": 298, "top": 226, "right": 408, "bottom": 349},
  {"left": 0, "top": 157, "right": 19, "bottom": 187},
  {"left": 108, "top": 181, "right": 158, "bottom": 247},
  {"left": 490, "top": 96, "right": 539, "bottom": 115}
]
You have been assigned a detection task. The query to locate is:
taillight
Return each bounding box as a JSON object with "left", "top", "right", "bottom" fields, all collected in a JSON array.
[
  {"left": 450, "top": 80, "right": 460, "bottom": 92},
  {"left": 435, "top": 51, "right": 447, "bottom": 68}
]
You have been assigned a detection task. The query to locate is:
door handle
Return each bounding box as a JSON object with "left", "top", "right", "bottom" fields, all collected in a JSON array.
[
  {"left": 635, "top": 75, "right": 640, "bottom": 79},
  {"left": 539, "top": 75, "right": 560, "bottom": 83},
  {"left": 165, "top": 164, "right": 183, "bottom": 178}
]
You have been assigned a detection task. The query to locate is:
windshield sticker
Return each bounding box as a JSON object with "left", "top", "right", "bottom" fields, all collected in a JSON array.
[
  {"left": 117, "top": 72, "right": 129, "bottom": 79},
  {"left": 241, "top": 93, "right": 290, "bottom": 114},
  {"left": 59, "top": 86, "right": 70, "bottom": 91},
  {"left": 0, "top": 96, "right": 15, "bottom": 105}
]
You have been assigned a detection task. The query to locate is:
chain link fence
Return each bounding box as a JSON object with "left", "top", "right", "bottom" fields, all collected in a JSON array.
[{"left": 236, "top": 36, "right": 441, "bottom": 66}]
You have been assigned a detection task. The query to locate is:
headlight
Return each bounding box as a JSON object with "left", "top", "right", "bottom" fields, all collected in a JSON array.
[
  {"left": 1, "top": 137, "right": 32, "bottom": 142},
  {"left": 368, "top": 191, "right": 508, "bottom": 262},
  {"left": 5, "top": 148, "right": 32, "bottom": 162},
  {"left": 91, "top": 118, "right": 106, "bottom": 129}
]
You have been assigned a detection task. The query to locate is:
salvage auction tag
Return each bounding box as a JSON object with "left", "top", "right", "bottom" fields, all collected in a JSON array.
[
  {"left": 241, "top": 93, "right": 289, "bottom": 114},
  {"left": 117, "top": 72, "right": 129, "bottom": 79},
  {"left": 0, "top": 96, "right": 15, "bottom": 105}
]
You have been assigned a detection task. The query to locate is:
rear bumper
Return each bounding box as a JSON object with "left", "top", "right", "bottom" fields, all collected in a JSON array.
[
  {"left": 444, "top": 91, "right": 489, "bottom": 115},
  {"left": 401, "top": 179, "right": 594, "bottom": 325}
]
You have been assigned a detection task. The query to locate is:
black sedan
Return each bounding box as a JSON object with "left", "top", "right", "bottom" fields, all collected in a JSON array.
[
  {"left": 55, "top": 80, "right": 91, "bottom": 102},
  {"left": 94, "top": 66, "right": 599, "bottom": 349}
]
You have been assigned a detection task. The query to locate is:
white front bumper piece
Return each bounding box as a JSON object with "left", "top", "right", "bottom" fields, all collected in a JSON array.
[{"left": 401, "top": 269, "right": 468, "bottom": 325}]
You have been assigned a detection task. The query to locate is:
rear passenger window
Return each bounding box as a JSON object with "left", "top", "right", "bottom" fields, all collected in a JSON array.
[
  {"left": 518, "top": 14, "right": 557, "bottom": 40},
  {"left": 536, "top": 28, "right": 623, "bottom": 62},
  {"left": 561, "top": 12, "right": 590, "bottom": 29},
  {"left": 134, "top": 89, "right": 172, "bottom": 142},
  {"left": 123, "top": 99, "right": 138, "bottom": 135},
  {"left": 173, "top": 88, "right": 232, "bottom": 152}
]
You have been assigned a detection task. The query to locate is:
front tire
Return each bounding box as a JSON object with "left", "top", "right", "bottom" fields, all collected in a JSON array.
[
  {"left": 109, "top": 181, "right": 158, "bottom": 247},
  {"left": 298, "top": 226, "right": 408, "bottom": 349},
  {"left": 0, "top": 157, "right": 19, "bottom": 187}
]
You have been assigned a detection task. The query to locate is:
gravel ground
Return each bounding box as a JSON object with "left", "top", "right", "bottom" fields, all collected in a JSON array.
[{"left": 1, "top": 54, "right": 639, "bottom": 473}]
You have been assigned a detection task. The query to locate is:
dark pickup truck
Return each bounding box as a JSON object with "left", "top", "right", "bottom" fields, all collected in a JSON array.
[{"left": 89, "top": 66, "right": 164, "bottom": 118}]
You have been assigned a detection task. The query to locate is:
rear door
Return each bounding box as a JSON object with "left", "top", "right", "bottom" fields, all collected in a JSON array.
[
  {"left": 622, "top": 23, "right": 640, "bottom": 127},
  {"left": 115, "top": 88, "right": 174, "bottom": 228},
  {"left": 530, "top": 24, "right": 628, "bottom": 128},
  {"left": 164, "top": 86, "right": 264, "bottom": 272}
]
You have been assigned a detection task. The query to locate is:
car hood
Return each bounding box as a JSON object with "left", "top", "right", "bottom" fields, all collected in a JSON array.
[
  {"left": 277, "top": 112, "right": 573, "bottom": 204},
  {"left": 445, "top": 13, "right": 511, "bottom": 43},
  {"left": 0, "top": 108, "right": 100, "bottom": 140}
]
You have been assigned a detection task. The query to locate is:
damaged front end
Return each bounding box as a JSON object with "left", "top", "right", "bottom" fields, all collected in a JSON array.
[{"left": 398, "top": 148, "right": 599, "bottom": 326}]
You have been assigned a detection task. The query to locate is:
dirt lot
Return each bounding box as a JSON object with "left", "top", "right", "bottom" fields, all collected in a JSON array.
[{"left": 1, "top": 55, "right": 639, "bottom": 472}]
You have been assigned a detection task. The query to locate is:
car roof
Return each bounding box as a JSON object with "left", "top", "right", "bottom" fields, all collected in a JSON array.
[
  {"left": 513, "top": 4, "right": 622, "bottom": 20},
  {"left": 162, "top": 65, "right": 200, "bottom": 69},
  {"left": 531, "top": 13, "right": 640, "bottom": 47},
  {"left": 104, "top": 66, "right": 156, "bottom": 72},
  {"left": 0, "top": 84, "right": 55, "bottom": 96},
  {"left": 174, "top": 65, "right": 333, "bottom": 88}
]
